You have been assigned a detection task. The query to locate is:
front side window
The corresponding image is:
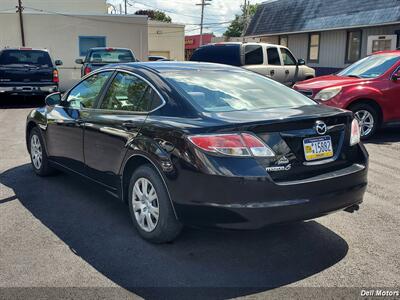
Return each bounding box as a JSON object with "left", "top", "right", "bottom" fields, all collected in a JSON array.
[
  {"left": 267, "top": 47, "right": 281, "bottom": 65},
  {"left": 308, "top": 33, "right": 320, "bottom": 62},
  {"left": 79, "top": 36, "right": 106, "bottom": 57},
  {"left": 100, "top": 72, "right": 163, "bottom": 112},
  {"left": 66, "top": 72, "right": 112, "bottom": 109},
  {"left": 164, "top": 70, "right": 315, "bottom": 113},
  {"left": 338, "top": 53, "right": 400, "bottom": 79},
  {"left": 280, "top": 48, "right": 297, "bottom": 65},
  {"left": 346, "top": 31, "right": 362, "bottom": 63},
  {"left": 244, "top": 45, "right": 263, "bottom": 65}
]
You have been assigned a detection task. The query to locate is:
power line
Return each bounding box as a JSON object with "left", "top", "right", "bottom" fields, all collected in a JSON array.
[{"left": 132, "top": 0, "right": 219, "bottom": 21}]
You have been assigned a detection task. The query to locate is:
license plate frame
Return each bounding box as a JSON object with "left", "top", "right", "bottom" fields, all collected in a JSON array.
[{"left": 303, "top": 136, "right": 334, "bottom": 161}]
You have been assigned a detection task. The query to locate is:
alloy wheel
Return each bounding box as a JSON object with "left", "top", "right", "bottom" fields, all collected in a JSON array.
[
  {"left": 31, "top": 134, "right": 43, "bottom": 170},
  {"left": 132, "top": 177, "right": 160, "bottom": 232},
  {"left": 354, "top": 110, "right": 375, "bottom": 137}
]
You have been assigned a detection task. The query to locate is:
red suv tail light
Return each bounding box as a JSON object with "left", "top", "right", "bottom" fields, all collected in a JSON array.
[
  {"left": 84, "top": 66, "right": 92, "bottom": 75},
  {"left": 52, "top": 69, "right": 59, "bottom": 83},
  {"left": 188, "top": 133, "right": 275, "bottom": 157}
]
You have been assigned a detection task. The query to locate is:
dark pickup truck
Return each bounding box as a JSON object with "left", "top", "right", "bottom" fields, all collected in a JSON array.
[
  {"left": 0, "top": 48, "right": 62, "bottom": 96},
  {"left": 75, "top": 47, "right": 136, "bottom": 77}
]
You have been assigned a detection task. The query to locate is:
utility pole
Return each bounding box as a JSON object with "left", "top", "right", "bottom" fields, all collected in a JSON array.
[
  {"left": 124, "top": 0, "right": 127, "bottom": 14},
  {"left": 242, "top": 0, "right": 249, "bottom": 42},
  {"left": 196, "top": 0, "right": 212, "bottom": 47},
  {"left": 16, "top": 0, "right": 25, "bottom": 46}
]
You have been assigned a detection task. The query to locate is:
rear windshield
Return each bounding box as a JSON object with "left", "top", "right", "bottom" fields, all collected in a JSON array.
[
  {"left": 164, "top": 70, "right": 315, "bottom": 112},
  {"left": 0, "top": 50, "right": 52, "bottom": 66},
  {"left": 88, "top": 49, "right": 135, "bottom": 63},
  {"left": 190, "top": 45, "right": 241, "bottom": 66}
]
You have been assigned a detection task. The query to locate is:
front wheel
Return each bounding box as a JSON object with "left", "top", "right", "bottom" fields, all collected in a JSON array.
[
  {"left": 29, "top": 128, "right": 55, "bottom": 176},
  {"left": 350, "top": 103, "right": 379, "bottom": 139},
  {"left": 128, "top": 165, "right": 182, "bottom": 243}
]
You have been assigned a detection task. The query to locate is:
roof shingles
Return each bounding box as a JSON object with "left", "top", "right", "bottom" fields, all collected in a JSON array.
[{"left": 245, "top": 0, "right": 400, "bottom": 36}]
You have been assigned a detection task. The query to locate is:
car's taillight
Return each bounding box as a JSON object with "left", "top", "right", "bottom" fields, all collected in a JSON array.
[
  {"left": 188, "top": 133, "right": 275, "bottom": 157},
  {"left": 84, "top": 66, "right": 92, "bottom": 75},
  {"left": 52, "top": 69, "right": 59, "bottom": 83},
  {"left": 350, "top": 119, "right": 361, "bottom": 146}
]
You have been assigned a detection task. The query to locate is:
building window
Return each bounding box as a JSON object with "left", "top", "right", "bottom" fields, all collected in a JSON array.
[
  {"left": 279, "top": 36, "right": 288, "bottom": 47},
  {"left": 346, "top": 30, "right": 362, "bottom": 63},
  {"left": 308, "top": 33, "right": 320, "bottom": 63},
  {"left": 79, "top": 36, "right": 106, "bottom": 57}
]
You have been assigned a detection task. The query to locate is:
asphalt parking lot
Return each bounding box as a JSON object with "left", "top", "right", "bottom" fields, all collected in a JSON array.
[{"left": 0, "top": 98, "right": 399, "bottom": 300}]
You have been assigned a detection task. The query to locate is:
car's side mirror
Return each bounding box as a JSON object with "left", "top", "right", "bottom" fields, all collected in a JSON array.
[
  {"left": 297, "top": 59, "right": 306, "bottom": 66},
  {"left": 45, "top": 92, "right": 62, "bottom": 106},
  {"left": 75, "top": 58, "right": 84, "bottom": 64},
  {"left": 391, "top": 70, "right": 400, "bottom": 81},
  {"left": 55, "top": 60, "right": 63, "bottom": 66}
]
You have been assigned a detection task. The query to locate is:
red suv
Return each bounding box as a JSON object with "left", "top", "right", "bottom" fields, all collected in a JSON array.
[{"left": 294, "top": 51, "right": 400, "bottom": 139}]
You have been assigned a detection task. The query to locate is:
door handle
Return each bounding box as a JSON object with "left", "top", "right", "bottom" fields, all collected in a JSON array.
[
  {"left": 270, "top": 70, "right": 275, "bottom": 76},
  {"left": 285, "top": 70, "right": 290, "bottom": 74}
]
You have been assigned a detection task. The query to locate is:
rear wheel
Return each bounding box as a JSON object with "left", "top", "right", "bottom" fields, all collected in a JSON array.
[
  {"left": 128, "top": 165, "right": 182, "bottom": 243},
  {"left": 29, "top": 127, "right": 55, "bottom": 176},
  {"left": 349, "top": 103, "right": 379, "bottom": 139}
]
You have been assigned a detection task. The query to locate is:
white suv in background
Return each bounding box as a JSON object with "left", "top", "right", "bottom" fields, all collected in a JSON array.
[{"left": 190, "top": 42, "right": 315, "bottom": 86}]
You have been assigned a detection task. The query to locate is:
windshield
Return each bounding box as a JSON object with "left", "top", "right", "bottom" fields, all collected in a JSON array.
[
  {"left": 164, "top": 70, "right": 315, "bottom": 112},
  {"left": 0, "top": 50, "right": 52, "bottom": 67},
  {"left": 88, "top": 49, "right": 135, "bottom": 63},
  {"left": 338, "top": 54, "right": 400, "bottom": 78}
]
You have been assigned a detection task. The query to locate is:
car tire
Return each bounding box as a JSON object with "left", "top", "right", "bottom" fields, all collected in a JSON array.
[
  {"left": 349, "top": 103, "right": 379, "bottom": 140},
  {"left": 128, "top": 165, "right": 182, "bottom": 243},
  {"left": 29, "top": 127, "right": 56, "bottom": 176}
]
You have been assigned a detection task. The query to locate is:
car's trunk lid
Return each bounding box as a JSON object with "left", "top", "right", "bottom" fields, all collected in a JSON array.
[
  {"left": 0, "top": 64, "right": 53, "bottom": 84},
  {"left": 204, "top": 105, "right": 357, "bottom": 182}
]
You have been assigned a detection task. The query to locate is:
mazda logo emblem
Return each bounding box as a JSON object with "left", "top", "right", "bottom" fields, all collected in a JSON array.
[{"left": 315, "top": 121, "right": 327, "bottom": 135}]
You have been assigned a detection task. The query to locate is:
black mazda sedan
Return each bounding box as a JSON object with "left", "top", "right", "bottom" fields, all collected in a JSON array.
[{"left": 26, "top": 62, "right": 368, "bottom": 243}]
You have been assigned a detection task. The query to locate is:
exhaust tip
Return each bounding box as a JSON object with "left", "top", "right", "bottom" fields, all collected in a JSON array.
[{"left": 344, "top": 204, "right": 360, "bottom": 213}]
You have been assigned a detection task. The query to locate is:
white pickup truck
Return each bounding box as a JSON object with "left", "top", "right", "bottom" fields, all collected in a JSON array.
[{"left": 190, "top": 42, "right": 315, "bottom": 86}]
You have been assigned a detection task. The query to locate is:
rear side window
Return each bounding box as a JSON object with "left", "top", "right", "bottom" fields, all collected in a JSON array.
[
  {"left": 100, "top": 72, "right": 163, "bottom": 112},
  {"left": 0, "top": 50, "right": 52, "bottom": 66},
  {"left": 190, "top": 45, "right": 241, "bottom": 66},
  {"left": 245, "top": 45, "right": 263, "bottom": 65},
  {"left": 87, "top": 49, "right": 135, "bottom": 63},
  {"left": 267, "top": 48, "right": 281, "bottom": 66}
]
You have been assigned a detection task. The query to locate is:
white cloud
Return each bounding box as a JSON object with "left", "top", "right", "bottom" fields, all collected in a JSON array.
[{"left": 107, "top": 0, "right": 265, "bottom": 36}]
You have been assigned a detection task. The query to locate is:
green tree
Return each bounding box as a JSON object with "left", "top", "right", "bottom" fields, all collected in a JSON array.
[
  {"left": 224, "top": 4, "right": 258, "bottom": 37},
  {"left": 134, "top": 9, "right": 172, "bottom": 23}
]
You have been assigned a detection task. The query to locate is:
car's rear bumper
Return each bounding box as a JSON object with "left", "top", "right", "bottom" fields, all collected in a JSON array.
[
  {"left": 172, "top": 162, "right": 368, "bottom": 230},
  {"left": 0, "top": 85, "right": 58, "bottom": 95}
]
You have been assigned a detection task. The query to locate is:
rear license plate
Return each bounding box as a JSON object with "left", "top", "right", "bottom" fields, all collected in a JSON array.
[{"left": 303, "top": 136, "right": 333, "bottom": 161}]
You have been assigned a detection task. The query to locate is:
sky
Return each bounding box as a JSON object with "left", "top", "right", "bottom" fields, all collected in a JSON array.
[{"left": 107, "top": 0, "right": 266, "bottom": 36}]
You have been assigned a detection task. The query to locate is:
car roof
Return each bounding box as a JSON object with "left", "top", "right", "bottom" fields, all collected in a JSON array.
[
  {"left": 111, "top": 61, "right": 242, "bottom": 73},
  {"left": 89, "top": 47, "right": 132, "bottom": 51},
  {"left": 201, "top": 42, "right": 284, "bottom": 47},
  {"left": 370, "top": 50, "right": 400, "bottom": 56},
  {"left": 1, "top": 48, "right": 49, "bottom": 52}
]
